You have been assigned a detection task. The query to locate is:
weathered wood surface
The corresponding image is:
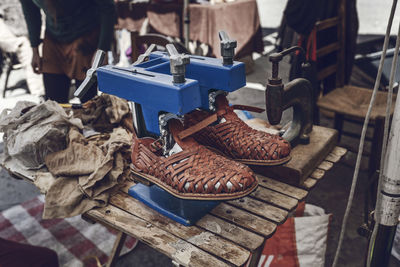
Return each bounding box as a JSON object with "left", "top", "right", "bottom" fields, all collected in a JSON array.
[
  {"left": 310, "top": 169, "right": 325, "bottom": 180},
  {"left": 248, "top": 126, "right": 338, "bottom": 186},
  {"left": 110, "top": 193, "right": 251, "bottom": 266},
  {"left": 86, "top": 206, "right": 231, "bottom": 267},
  {"left": 210, "top": 203, "right": 277, "bottom": 238},
  {"left": 228, "top": 197, "right": 288, "bottom": 224},
  {"left": 251, "top": 187, "right": 298, "bottom": 211},
  {"left": 301, "top": 178, "right": 318, "bottom": 190},
  {"left": 196, "top": 215, "right": 264, "bottom": 252},
  {"left": 318, "top": 161, "right": 334, "bottom": 171},
  {"left": 257, "top": 175, "right": 308, "bottom": 201}
]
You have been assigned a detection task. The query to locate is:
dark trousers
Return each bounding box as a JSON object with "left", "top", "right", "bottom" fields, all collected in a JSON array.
[
  {"left": 43, "top": 73, "right": 97, "bottom": 104},
  {"left": 0, "top": 238, "right": 59, "bottom": 267}
]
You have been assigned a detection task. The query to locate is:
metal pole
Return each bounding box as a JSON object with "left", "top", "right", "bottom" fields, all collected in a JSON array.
[{"left": 183, "top": 0, "right": 190, "bottom": 49}]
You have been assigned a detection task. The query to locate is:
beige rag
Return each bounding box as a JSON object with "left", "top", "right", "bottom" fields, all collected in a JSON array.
[{"left": 42, "top": 127, "right": 132, "bottom": 219}]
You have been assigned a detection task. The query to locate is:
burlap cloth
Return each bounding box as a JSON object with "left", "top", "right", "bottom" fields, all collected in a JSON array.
[{"left": 35, "top": 94, "right": 133, "bottom": 219}]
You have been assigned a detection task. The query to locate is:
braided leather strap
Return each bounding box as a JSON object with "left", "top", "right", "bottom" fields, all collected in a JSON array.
[{"left": 184, "top": 95, "right": 291, "bottom": 164}]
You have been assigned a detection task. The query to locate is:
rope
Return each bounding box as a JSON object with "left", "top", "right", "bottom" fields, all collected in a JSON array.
[
  {"left": 332, "top": 0, "right": 398, "bottom": 266},
  {"left": 366, "top": 13, "right": 400, "bottom": 267}
]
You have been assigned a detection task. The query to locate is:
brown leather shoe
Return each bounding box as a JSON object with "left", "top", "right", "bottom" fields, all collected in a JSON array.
[
  {"left": 184, "top": 95, "right": 291, "bottom": 166},
  {"left": 130, "top": 119, "right": 258, "bottom": 200}
]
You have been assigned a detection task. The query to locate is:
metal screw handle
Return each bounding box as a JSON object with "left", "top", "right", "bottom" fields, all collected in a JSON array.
[
  {"left": 219, "top": 31, "right": 237, "bottom": 65},
  {"left": 132, "top": 44, "right": 156, "bottom": 66},
  {"left": 74, "top": 50, "right": 106, "bottom": 98},
  {"left": 166, "top": 44, "right": 190, "bottom": 84}
]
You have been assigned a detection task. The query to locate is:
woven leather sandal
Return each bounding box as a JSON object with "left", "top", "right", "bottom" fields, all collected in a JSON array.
[
  {"left": 130, "top": 118, "right": 258, "bottom": 200},
  {"left": 184, "top": 94, "right": 291, "bottom": 166}
]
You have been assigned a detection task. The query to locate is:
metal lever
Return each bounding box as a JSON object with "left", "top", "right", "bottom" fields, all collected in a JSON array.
[
  {"left": 166, "top": 44, "right": 190, "bottom": 84},
  {"left": 132, "top": 44, "right": 156, "bottom": 66},
  {"left": 74, "top": 50, "right": 106, "bottom": 98},
  {"left": 219, "top": 31, "right": 237, "bottom": 65}
]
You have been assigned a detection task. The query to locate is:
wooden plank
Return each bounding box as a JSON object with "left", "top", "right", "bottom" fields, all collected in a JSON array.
[
  {"left": 318, "top": 161, "right": 334, "bottom": 171},
  {"left": 86, "top": 206, "right": 230, "bottom": 267},
  {"left": 257, "top": 175, "right": 308, "bottom": 201},
  {"left": 110, "top": 193, "right": 250, "bottom": 266},
  {"left": 250, "top": 186, "right": 298, "bottom": 211},
  {"left": 317, "top": 64, "right": 337, "bottom": 81},
  {"left": 228, "top": 197, "right": 288, "bottom": 224},
  {"left": 325, "top": 153, "right": 341, "bottom": 163},
  {"left": 301, "top": 178, "right": 318, "bottom": 190},
  {"left": 210, "top": 203, "right": 277, "bottom": 238},
  {"left": 332, "top": 146, "right": 347, "bottom": 157},
  {"left": 106, "top": 232, "right": 127, "bottom": 267},
  {"left": 196, "top": 214, "right": 264, "bottom": 252},
  {"left": 310, "top": 169, "right": 325, "bottom": 180},
  {"left": 316, "top": 17, "right": 340, "bottom": 31},
  {"left": 317, "top": 42, "right": 340, "bottom": 57}
]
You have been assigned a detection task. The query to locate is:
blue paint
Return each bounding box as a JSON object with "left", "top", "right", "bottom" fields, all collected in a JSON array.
[
  {"left": 128, "top": 183, "right": 220, "bottom": 226},
  {"left": 96, "top": 51, "right": 246, "bottom": 134}
]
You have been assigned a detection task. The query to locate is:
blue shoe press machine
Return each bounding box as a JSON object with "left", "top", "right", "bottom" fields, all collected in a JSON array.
[{"left": 75, "top": 31, "right": 246, "bottom": 225}]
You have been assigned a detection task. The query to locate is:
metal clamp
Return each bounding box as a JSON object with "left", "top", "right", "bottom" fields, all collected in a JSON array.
[
  {"left": 74, "top": 50, "right": 106, "bottom": 98},
  {"left": 158, "top": 113, "right": 183, "bottom": 156},
  {"left": 166, "top": 44, "right": 190, "bottom": 84},
  {"left": 219, "top": 31, "right": 237, "bottom": 65},
  {"left": 208, "top": 90, "right": 227, "bottom": 111}
]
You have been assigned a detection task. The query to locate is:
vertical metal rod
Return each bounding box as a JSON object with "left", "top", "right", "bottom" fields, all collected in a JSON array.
[{"left": 183, "top": 0, "right": 190, "bottom": 49}]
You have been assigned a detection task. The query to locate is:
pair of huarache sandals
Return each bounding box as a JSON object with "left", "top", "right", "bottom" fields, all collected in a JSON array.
[{"left": 130, "top": 94, "right": 291, "bottom": 201}]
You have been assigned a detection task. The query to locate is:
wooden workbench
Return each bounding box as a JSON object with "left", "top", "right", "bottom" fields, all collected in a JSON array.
[{"left": 1, "top": 145, "right": 346, "bottom": 267}]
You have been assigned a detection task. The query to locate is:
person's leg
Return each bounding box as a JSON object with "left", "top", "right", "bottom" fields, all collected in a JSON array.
[
  {"left": 43, "top": 73, "right": 71, "bottom": 103},
  {"left": 0, "top": 238, "right": 59, "bottom": 267},
  {"left": 75, "top": 79, "right": 98, "bottom": 103}
]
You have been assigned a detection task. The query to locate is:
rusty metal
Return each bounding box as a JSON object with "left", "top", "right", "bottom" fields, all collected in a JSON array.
[{"left": 266, "top": 46, "right": 313, "bottom": 146}]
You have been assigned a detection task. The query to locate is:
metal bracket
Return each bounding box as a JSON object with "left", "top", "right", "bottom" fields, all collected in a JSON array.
[
  {"left": 74, "top": 50, "right": 106, "bottom": 98},
  {"left": 158, "top": 113, "right": 183, "bottom": 156},
  {"left": 208, "top": 90, "right": 227, "bottom": 111}
]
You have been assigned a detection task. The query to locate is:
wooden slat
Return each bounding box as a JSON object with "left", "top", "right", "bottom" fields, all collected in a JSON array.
[
  {"left": 316, "top": 17, "right": 340, "bottom": 31},
  {"left": 210, "top": 203, "right": 277, "bottom": 238},
  {"left": 310, "top": 169, "right": 325, "bottom": 180},
  {"left": 317, "top": 64, "right": 337, "bottom": 81},
  {"left": 301, "top": 178, "right": 318, "bottom": 190},
  {"left": 250, "top": 186, "right": 298, "bottom": 211},
  {"left": 332, "top": 146, "right": 347, "bottom": 157},
  {"left": 110, "top": 193, "right": 251, "bottom": 266},
  {"left": 325, "top": 153, "right": 341, "bottom": 163},
  {"left": 86, "top": 206, "right": 230, "bottom": 267},
  {"left": 228, "top": 197, "right": 288, "bottom": 224},
  {"left": 317, "top": 42, "right": 340, "bottom": 57},
  {"left": 318, "top": 161, "right": 334, "bottom": 171},
  {"left": 196, "top": 214, "right": 264, "bottom": 252},
  {"left": 257, "top": 175, "right": 308, "bottom": 201}
]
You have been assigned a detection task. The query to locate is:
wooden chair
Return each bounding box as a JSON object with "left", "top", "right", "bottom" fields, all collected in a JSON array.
[{"left": 315, "top": 0, "right": 396, "bottom": 176}]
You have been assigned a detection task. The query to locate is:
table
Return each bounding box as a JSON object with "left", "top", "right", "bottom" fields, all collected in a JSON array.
[
  {"left": 116, "top": 0, "right": 264, "bottom": 59},
  {"left": 1, "top": 143, "right": 347, "bottom": 266}
]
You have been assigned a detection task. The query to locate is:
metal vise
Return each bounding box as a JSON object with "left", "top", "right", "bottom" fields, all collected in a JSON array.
[
  {"left": 266, "top": 46, "right": 313, "bottom": 146},
  {"left": 75, "top": 31, "right": 245, "bottom": 150}
]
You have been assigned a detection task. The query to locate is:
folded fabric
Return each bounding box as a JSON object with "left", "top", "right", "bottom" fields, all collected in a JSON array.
[
  {"left": 43, "top": 127, "right": 132, "bottom": 219},
  {"left": 0, "top": 101, "right": 83, "bottom": 169}
]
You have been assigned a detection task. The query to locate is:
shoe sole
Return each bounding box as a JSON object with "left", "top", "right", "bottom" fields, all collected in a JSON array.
[
  {"left": 130, "top": 164, "right": 259, "bottom": 201},
  {"left": 205, "top": 146, "right": 291, "bottom": 166}
]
